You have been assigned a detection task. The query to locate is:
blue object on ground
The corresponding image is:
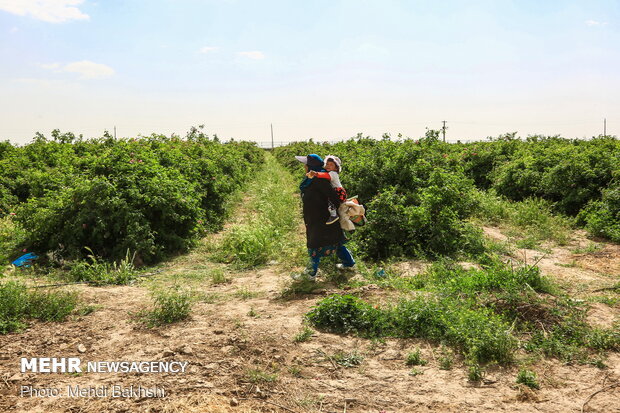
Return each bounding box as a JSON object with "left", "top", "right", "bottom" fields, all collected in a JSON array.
[{"left": 11, "top": 252, "right": 39, "bottom": 267}]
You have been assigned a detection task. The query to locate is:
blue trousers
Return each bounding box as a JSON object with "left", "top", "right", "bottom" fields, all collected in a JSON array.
[{"left": 308, "top": 244, "right": 355, "bottom": 276}]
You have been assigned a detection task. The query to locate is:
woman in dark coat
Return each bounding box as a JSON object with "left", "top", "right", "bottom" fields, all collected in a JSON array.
[{"left": 294, "top": 154, "right": 355, "bottom": 281}]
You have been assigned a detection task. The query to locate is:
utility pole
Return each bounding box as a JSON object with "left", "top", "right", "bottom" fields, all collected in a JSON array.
[
  {"left": 114, "top": 126, "right": 117, "bottom": 140},
  {"left": 604, "top": 118, "right": 607, "bottom": 137},
  {"left": 441, "top": 120, "right": 447, "bottom": 142},
  {"left": 270, "top": 123, "right": 274, "bottom": 149}
]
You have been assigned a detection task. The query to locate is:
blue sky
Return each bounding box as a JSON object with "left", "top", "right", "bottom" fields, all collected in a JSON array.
[{"left": 1, "top": 0, "right": 619, "bottom": 144}]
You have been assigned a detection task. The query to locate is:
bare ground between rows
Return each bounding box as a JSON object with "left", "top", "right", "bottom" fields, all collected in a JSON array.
[{"left": 482, "top": 226, "right": 620, "bottom": 329}]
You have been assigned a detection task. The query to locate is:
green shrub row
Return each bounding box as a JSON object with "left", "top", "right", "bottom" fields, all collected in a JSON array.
[
  {"left": 0, "top": 128, "right": 264, "bottom": 263},
  {"left": 273, "top": 133, "right": 620, "bottom": 252}
]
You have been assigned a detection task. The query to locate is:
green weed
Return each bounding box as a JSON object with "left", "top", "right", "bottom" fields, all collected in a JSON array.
[
  {"left": 516, "top": 369, "right": 540, "bottom": 389},
  {"left": 0, "top": 217, "right": 28, "bottom": 264},
  {"left": 279, "top": 278, "right": 324, "bottom": 299},
  {"left": 307, "top": 294, "right": 516, "bottom": 364},
  {"left": 331, "top": 351, "right": 364, "bottom": 368},
  {"left": 0, "top": 281, "right": 79, "bottom": 334},
  {"left": 438, "top": 346, "right": 454, "bottom": 370},
  {"left": 68, "top": 247, "right": 137, "bottom": 285},
  {"left": 293, "top": 326, "right": 314, "bottom": 343},
  {"left": 246, "top": 368, "right": 278, "bottom": 383},
  {"left": 571, "top": 242, "right": 603, "bottom": 254},
  {"left": 139, "top": 287, "right": 192, "bottom": 327},
  {"left": 209, "top": 268, "right": 229, "bottom": 284},
  {"left": 467, "top": 362, "right": 484, "bottom": 382},
  {"left": 247, "top": 307, "right": 260, "bottom": 318},
  {"left": 475, "top": 191, "right": 572, "bottom": 246},
  {"left": 288, "top": 365, "right": 303, "bottom": 378},
  {"left": 405, "top": 348, "right": 428, "bottom": 366},
  {"left": 234, "top": 286, "right": 261, "bottom": 300}
]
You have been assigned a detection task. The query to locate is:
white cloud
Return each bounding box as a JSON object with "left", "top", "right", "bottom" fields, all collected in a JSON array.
[
  {"left": 41, "top": 60, "right": 115, "bottom": 79},
  {"left": 0, "top": 0, "right": 89, "bottom": 23},
  {"left": 238, "top": 51, "right": 265, "bottom": 60},
  {"left": 63, "top": 60, "right": 114, "bottom": 79},
  {"left": 585, "top": 20, "right": 608, "bottom": 27},
  {"left": 9, "top": 26, "right": 18, "bottom": 33},
  {"left": 199, "top": 46, "right": 218, "bottom": 54}
]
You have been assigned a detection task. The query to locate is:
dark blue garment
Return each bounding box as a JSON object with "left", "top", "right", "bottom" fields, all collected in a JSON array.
[
  {"left": 307, "top": 244, "right": 355, "bottom": 276},
  {"left": 299, "top": 154, "right": 326, "bottom": 191},
  {"left": 12, "top": 252, "right": 39, "bottom": 267}
]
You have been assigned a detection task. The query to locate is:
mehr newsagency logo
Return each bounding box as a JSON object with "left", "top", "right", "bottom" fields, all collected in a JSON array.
[{"left": 18, "top": 357, "right": 188, "bottom": 398}]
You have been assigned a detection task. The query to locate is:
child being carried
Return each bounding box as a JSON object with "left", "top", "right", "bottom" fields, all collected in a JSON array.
[{"left": 306, "top": 155, "right": 347, "bottom": 225}]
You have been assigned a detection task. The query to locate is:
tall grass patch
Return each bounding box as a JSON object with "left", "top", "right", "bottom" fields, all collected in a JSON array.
[
  {"left": 139, "top": 287, "right": 193, "bottom": 327},
  {"left": 0, "top": 281, "right": 79, "bottom": 334},
  {"left": 474, "top": 190, "right": 572, "bottom": 246},
  {"left": 306, "top": 294, "right": 516, "bottom": 364},
  {"left": 307, "top": 260, "right": 619, "bottom": 366},
  {"left": 67, "top": 248, "right": 137, "bottom": 285},
  {"left": 215, "top": 153, "right": 301, "bottom": 269}
]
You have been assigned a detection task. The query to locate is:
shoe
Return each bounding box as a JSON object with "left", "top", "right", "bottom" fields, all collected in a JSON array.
[
  {"left": 326, "top": 215, "right": 340, "bottom": 225},
  {"left": 291, "top": 272, "right": 317, "bottom": 282},
  {"left": 336, "top": 263, "right": 356, "bottom": 272}
]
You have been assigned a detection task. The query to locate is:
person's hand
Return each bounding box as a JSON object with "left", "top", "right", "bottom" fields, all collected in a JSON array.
[{"left": 306, "top": 170, "right": 317, "bottom": 178}]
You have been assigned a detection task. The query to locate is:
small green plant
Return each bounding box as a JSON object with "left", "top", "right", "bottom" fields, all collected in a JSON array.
[
  {"left": 589, "top": 295, "right": 620, "bottom": 307},
  {"left": 515, "top": 236, "right": 539, "bottom": 250},
  {"left": 247, "top": 307, "right": 260, "bottom": 318},
  {"left": 27, "top": 289, "right": 80, "bottom": 322},
  {"left": 234, "top": 286, "right": 261, "bottom": 300},
  {"left": 307, "top": 293, "right": 517, "bottom": 364},
  {"left": 196, "top": 292, "right": 223, "bottom": 303},
  {"left": 405, "top": 348, "right": 428, "bottom": 366},
  {"left": 556, "top": 260, "right": 577, "bottom": 268},
  {"left": 305, "top": 294, "right": 388, "bottom": 338},
  {"left": 467, "top": 362, "right": 484, "bottom": 382},
  {"left": 409, "top": 367, "right": 424, "bottom": 376},
  {"left": 140, "top": 287, "right": 192, "bottom": 327},
  {"left": 68, "top": 247, "right": 137, "bottom": 285},
  {"left": 0, "top": 216, "right": 27, "bottom": 264},
  {"left": 75, "top": 304, "right": 100, "bottom": 316},
  {"left": 331, "top": 351, "right": 364, "bottom": 368},
  {"left": 438, "top": 346, "right": 454, "bottom": 370},
  {"left": 293, "top": 326, "right": 314, "bottom": 343},
  {"left": 586, "top": 326, "right": 620, "bottom": 351},
  {"left": 516, "top": 369, "right": 540, "bottom": 389},
  {"left": 233, "top": 318, "right": 244, "bottom": 329},
  {"left": 571, "top": 242, "right": 602, "bottom": 254},
  {"left": 288, "top": 365, "right": 303, "bottom": 378},
  {"left": 295, "top": 395, "right": 324, "bottom": 408},
  {"left": 209, "top": 268, "right": 229, "bottom": 284},
  {"left": 246, "top": 368, "right": 278, "bottom": 383},
  {"left": 588, "top": 358, "right": 607, "bottom": 369}
]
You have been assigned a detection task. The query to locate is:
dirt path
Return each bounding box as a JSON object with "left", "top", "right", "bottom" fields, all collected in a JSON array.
[{"left": 2, "top": 253, "right": 619, "bottom": 413}]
